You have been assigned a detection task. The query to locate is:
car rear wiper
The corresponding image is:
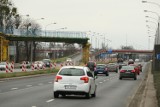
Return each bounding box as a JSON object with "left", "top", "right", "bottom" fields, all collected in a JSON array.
[{"left": 61, "top": 74, "right": 72, "bottom": 76}]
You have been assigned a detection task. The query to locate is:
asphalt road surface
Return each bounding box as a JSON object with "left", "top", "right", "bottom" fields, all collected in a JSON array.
[{"left": 0, "top": 63, "right": 148, "bottom": 107}]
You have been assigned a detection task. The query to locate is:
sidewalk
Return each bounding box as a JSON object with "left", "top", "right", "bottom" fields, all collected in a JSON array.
[
  {"left": 128, "top": 63, "right": 158, "bottom": 107},
  {"left": 140, "top": 66, "right": 158, "bottom": 107}
]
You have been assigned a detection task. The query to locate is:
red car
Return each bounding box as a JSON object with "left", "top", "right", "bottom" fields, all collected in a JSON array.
[
  {"left": 137, "top": 63, "right": 143, "bottom": 72},
  {"left": 129, "top": 64, "right": 140, "bottom": 75}
]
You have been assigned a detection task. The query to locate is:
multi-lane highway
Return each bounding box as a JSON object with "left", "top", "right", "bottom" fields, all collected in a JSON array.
[{"left": 0, "top": 62, "right": 148, "bottom": 107}]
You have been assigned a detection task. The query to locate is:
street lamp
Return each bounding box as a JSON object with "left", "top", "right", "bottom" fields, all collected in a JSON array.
[
  {"left": 143, "top": 1, "right": 160, "bottom": 71},
  {"left": 145, "top": 16, "right": 159, "bottom": 22},
  {"left": 142, "top": 1, "right": 160, "bottom": 8},
  {"left": 45, "top": 22, "right": 57, "bottom": 36}
]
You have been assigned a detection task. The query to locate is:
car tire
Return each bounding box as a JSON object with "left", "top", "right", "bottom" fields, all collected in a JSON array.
[
  {"left": 54, "top": 92, "right": 59, "bottom": 98},
  {"left": 119, "top": 77, "right": 122, "bottom": 80},
  {"left": 61, "top": 94, "right": 66, "bottom": 97},
  {"left": 134, "top": 76, "right": 137, "bottom": 80},
  {"left": 91, "top": 87, "right": 96, "bottom": 97},
  {"left": 106, "top": 73, "right": 109, "bottom": 76},
  {"left": 85, "top": 87, "right": 91, "bottom": 99}
]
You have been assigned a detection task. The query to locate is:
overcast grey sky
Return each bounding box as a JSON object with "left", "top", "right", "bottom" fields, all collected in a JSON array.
[{"left": 12, "top": 0, "right": 160, "bottom": 50}]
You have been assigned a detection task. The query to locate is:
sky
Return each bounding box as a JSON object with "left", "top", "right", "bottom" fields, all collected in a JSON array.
[{"left": 11, "top": 0, "right": 160, "bottom": 50}]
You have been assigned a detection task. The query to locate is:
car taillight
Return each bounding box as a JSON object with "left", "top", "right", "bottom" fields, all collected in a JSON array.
[
  {"left": 131, "top": 70, "right": 135, "bottom": 73},
  {"left": 80, "top": 77, "right": 89, "bottom": 83},
  {"left": 55, "top": 76, "right": 62, "bottom": 82},
  {"left": 120, "top": 70, "right": 125, "bottom": 73}
]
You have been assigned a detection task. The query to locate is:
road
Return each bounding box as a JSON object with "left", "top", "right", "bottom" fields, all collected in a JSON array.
[{"left": 0, "top": 62, "right": 148, "bottom": 107}]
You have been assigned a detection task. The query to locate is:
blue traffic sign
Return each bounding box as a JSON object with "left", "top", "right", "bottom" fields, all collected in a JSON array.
[
  {"left": 157, "top": 54, "right": 160, "bottom": 60},
  {"left": 107, "top": 49, "right": 112, "bottom": 54}
]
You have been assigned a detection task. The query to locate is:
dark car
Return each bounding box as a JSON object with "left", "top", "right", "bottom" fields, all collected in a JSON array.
[
  {"left": 119, "top": 65, "right": 137, "bottom": 80},
  {"left": 106, "top": 63, "right": 118, "bottom": 73},
  {"left": 86, "top": 61, "right": 96, "bottom": 71},
  {"left": 42, "top": 59, "right": 51, "bottom": 67},
  {"left": 94, "top": 64, "right": 109, "bottom": 76}
]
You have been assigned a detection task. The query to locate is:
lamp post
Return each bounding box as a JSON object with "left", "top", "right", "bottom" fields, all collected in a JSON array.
[
  {"left": 45, "top": 22, "right": 56, "bottom": 36},
  {"left": 142, "top": 1, "right": 160, "bottom": 8},
  {"left": 144, "top": 9, "right": 160, "bottom": 70}
]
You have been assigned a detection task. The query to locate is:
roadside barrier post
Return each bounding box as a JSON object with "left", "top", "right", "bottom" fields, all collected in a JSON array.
[
  {"left": 10, "top": 61, "right": 14, "bottom": 72},
  {"left": 43, "top": 64, "right": 46, "bottom": 70},
  {"left": 50, "top": 63, "right": 53, "bottom": 70},
  {"left": 31, "top": 62, "right": 35, "bottom": 71},
  {"left": 5, "top": 62, "right": 9, "bottom": 73},
  {"left": 37, "top": 62, "right": 40, "bottom": 70},
  {"left": 61, "top": 63, "right": 63, "bottom": 67},
  {"left": 22, "top": 61, "right": 26, "bottom": 72},
  {"left": 54, "top": 63, "right": 56, "bottom": 68}
]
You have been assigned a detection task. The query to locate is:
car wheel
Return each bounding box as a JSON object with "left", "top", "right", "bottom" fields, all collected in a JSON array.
[
  {"left": 119, "top": 77, "right": 122, "bottom": 80},
  {"left": 85, "top": 87, "right": 91, "bottom": 99},
  {"left": 61, "top": 94, "right": 66, "bottom": 97},
  {"left": 134, "top": 76, "right": 137, "bottom": 80},
  {"left": 54, "top": 92, "right": 59, "bottom": 98},
  {"left": 106, "top": 73, "right": 109, "bottom": 76},
  {"left": 91, "top": 87, "right": 96, "bottom": 97}
]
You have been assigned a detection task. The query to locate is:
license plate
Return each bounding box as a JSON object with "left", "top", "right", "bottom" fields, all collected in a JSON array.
[
  {"left": 99, "top": 72, "right": 103, "bottom": 73},
  {"left": 64, "top": 85, "right": 77, "bottom": 89}
]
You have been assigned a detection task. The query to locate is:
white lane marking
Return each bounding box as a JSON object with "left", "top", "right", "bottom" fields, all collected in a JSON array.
[
  {"left": 27, "top": 85, "right": 32, "bottom": 87},
  {"left": 38, "top": 83, "right": 43, "bottom": 86},
  {"left": 32, "top": 106, "right": 36, "bottom": 107},
  {"left": 48, "top": 82, "right": 52, "bottom": 84},
  {"left": 46, "top": 99, "right": 54, "bottom": 103},
  {"left": 11, "top": 88, "right": 18, "bottom": 90},
  {"left": 103, "top": 80, "right": 106, "bottom": 82},
  {"left": 99, "top": 82, "right": 103, "bottom": 84}
]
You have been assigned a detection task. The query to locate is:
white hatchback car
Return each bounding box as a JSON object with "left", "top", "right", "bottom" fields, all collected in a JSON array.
[{"left": 53, "top": 66, "right": 97, "bottom": 99}]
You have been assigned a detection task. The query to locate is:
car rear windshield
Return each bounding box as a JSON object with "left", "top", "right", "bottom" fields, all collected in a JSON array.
[
  {"left": 96, "top": 65, "right": 105, "bottom": 69},
  {"left": 59, "top": 68, "right": 85, "bottom": 76},
  {"left": 121, "top": 66, "right": 134, "bottom": 70}
]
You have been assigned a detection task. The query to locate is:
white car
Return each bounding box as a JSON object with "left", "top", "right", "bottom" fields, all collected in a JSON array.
[
  {"left": 33, "top": 61, "right": 44, "bottom": 69},
  {"left": 66, "top": 58, "right": 72, "bottom": 62},
  {"left": 53, "top": 66, "right": 97, "bottom": 99},
  {"left": 0, "top": 62, "right": 11, "bottom": 71}
]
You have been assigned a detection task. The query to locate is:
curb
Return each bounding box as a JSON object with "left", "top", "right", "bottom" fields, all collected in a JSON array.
[{"left": 127, "top": 62, "right": 150, "bottom": 107}]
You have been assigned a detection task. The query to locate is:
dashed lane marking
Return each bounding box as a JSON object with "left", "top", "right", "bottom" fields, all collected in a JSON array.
[
  {"left": 46, "top": 99, "right": 54, "bottom": 103},
  {"left": 38, "top": 83, "right": 43, "bottom": 86},
  {"left": 27, "top": 85, "right": 32, "bottom": 87},
  {"left": 48, "top": 82, "right": 52, "bottom": 84},
  {"left": 32, "top": 106, "right": 36, "bottom": 107},
  {"left": 99, "top": 82, "right": 103, "bottom": 84},
  {"left": 11, "top": 88, "right": 18, "bottom": 90}
]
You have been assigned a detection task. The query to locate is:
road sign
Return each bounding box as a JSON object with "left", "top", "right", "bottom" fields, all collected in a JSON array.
[
  {"left": 108, "top": 49, "right": 112, "bottom": 54},
  {"left": 157, "top": 54, "right": 160, "bottom": 60}
]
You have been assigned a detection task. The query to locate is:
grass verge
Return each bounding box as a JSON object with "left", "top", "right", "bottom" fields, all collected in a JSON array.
[
  {"left": 153, "top": 71, "right": 160, "bottom": 107},
  {"left": 0, "top": 69, "right": 59, "bottom": 79}
]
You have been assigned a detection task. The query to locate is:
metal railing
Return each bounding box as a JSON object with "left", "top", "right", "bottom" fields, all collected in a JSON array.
[{"left": 0, "top": 28, "right": 87, "bottom": 39}]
